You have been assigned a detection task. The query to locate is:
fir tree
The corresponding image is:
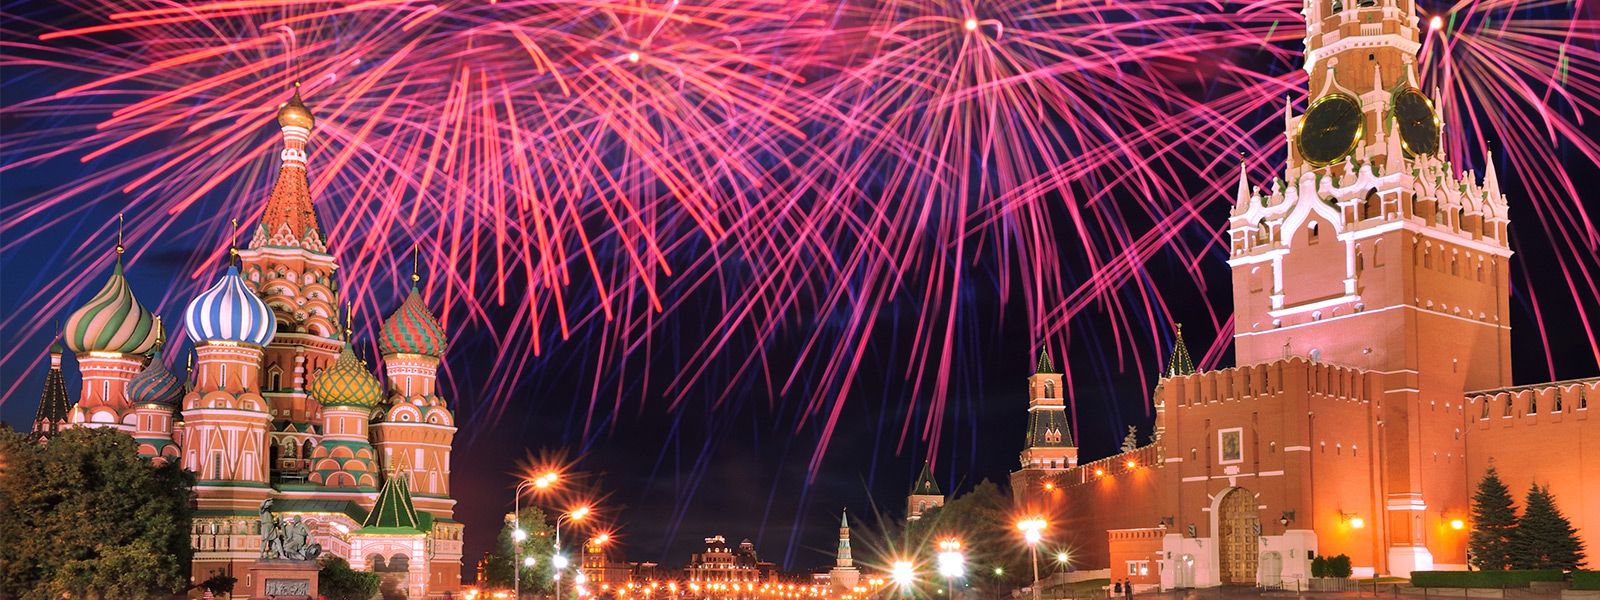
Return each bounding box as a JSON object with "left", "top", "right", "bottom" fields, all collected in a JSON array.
[
  {"left": 1510, "top": 484, "right": 1587, "bottom": 570},
  {"left": 1467, "top": 466, "right": 1518, "bottom": 570}
]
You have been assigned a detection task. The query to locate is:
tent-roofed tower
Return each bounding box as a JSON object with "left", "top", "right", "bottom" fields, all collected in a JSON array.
[
  {"left": 906, "top": 461, "right": 945, "bottom": 521},
  {"left": 235, "top": 85, "right": 344, "bottom": 460},
  {"left": 350, "top": 473, "right": 430, "bottom": 599},
  {"left": 30, "top": 339, "right": 71, "bottom": 441},
  {"left": 827, "top": 509, "right": 860, "bottom": 593},
  {"left": 1010, "top": 347, "right": 1077, "bottom": 496}
]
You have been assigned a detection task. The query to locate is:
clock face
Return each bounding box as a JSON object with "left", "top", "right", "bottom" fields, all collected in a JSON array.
[
  {"left": 1392, "top": 87, "right": 1440, "bottom": 157},
  {"left": 1297, "top": 94, "right": 1364, "bottom": 166}
]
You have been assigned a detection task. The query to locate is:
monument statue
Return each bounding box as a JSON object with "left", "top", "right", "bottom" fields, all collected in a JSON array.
[{"left": 258, "top": 499, "right": 323, "bottom": 561}]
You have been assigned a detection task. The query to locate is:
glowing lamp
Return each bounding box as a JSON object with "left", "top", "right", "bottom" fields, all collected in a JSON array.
[
  {"left": 524, "top": 556, "right": 537, "bottom": 567},
  {"left": 513, "top": 528, "right": 528, "bottom": 542},
  {"left": 553, "top": 554, "right": 570, "bottom": 569},
  {"left": 1450, "top": 519, "right": 1465, "bottom": 530},
  {"left": 1350, "top": 517, "right": 1365, "bottom": 529},
  {"left": 1125, "top": 460, "right": 1137, "bottom": 468},
  {"left": 1095, "top": 468, "right": 1105, "bottom": 477},
  {"left": 891, "top": 560, "right": 915, "bottom": 587},
  {"left": 571, "top": 506, "right": 592, "bottom": 519},
  {"left": 1043, "top": 482, "right": 1055, "bottom": 490},
  {"left": 1056, "top": 551, "right": 1069, "bottom": 564}
]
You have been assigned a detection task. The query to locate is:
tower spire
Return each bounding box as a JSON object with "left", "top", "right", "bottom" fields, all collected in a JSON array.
[
  {"left": 1035, "top": 348, "right": 1057, "bottom": 374},
  {"left": 1163, "top": 323, "right": 1195, "bottom": 379},
  {"left": 250, "top": 85, "right": 326, "bottom": 253}
]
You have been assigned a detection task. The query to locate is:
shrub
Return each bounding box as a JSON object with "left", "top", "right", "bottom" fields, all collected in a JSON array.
[
  {"left": 319, "top": 556, "right": 381, "bottom": 600},
  {"left": 1328, "top": 555, "right": 1353, "bottom": 578},
  {"left": 1410, "top": 570, "right": 1564, "bottom": 588},
  {"left": 1573, "top": 572, "right": 1600, "bottom": 591},
  {"left": 1311, "top": 556, "right": 1329, "bottom": 578}
]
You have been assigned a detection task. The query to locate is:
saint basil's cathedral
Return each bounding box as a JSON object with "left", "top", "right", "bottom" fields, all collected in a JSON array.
[{"left": 26, "top": 92, "right": 464, "bottom": 597}]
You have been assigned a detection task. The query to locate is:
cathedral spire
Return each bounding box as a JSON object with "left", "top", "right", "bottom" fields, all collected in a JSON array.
[
  {"left": 1163, "top": 323, "right": 1194, "bottom": 379},
  {"left": 251, "top": 84, "right": 327, "bottom": 253},
  {"left": 1233, "top": 159, "right": 1252, "bottom": 213}
]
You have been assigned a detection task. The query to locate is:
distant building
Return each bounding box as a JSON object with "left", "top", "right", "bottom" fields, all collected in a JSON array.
[
  {"left": 906, "top": 462, "right": 944, "bottom": 520},
  {"left": 687, "top": 535, "right": 763, "bottom": 585},
  {"left": 826, "top": 510, "right": 859, "bottom": 594},
  {"left": 582, "top": 537, "right": 633, "bottom": 589}
]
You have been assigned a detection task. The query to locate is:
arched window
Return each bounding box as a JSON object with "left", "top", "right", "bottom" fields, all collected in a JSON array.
[
  {"left": 1043, "top": 381, "right": 1055, "bottom": 399},
  {"left": 1361, "top": 190, "right": 1381, "bottom": 220},
  {"left": 1307, "top": 221, "right": 1320, "bottom": 243}
]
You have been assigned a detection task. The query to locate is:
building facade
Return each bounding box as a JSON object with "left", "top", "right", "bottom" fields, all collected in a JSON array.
[
  {"left": 1012, "top": 0, "right": 1597, "bottom": 589},
  {"left": 906, "top": 462, "right": 945, "bottom": 521},
  {"left": 28, "top": 90, "right": 464, "bottom": 597}
]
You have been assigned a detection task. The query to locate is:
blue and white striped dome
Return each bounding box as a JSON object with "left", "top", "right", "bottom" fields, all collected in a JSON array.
[{"left": 184, "top": 266, "right": 277, "bottom": 346}]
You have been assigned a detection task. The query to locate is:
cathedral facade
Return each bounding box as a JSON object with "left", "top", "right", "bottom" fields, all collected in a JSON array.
[
  {"left": 28, "top": 91, "right": 463, "bottom": 597},
  {"left": 1011, "top": 0, "right": 1597, "bottom": 589}
]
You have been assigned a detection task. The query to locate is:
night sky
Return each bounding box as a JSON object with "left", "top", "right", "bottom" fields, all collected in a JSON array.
[{"left": 4, "top": 0, "right": 1600, "bottom": 582}]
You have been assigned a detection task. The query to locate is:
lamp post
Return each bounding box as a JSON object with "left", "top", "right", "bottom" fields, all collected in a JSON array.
[
  {"left": 937, "top": 539, "right": 964, "bottom": 600},
  {"left": 513, "top": 472, "right": 560, "bottom": 599},
  {"left": 1016, "top": 517, "right": 1047, "bottom": 600},
  {"left": 554, "top": 507, "right": 591, "bottom": 600}
]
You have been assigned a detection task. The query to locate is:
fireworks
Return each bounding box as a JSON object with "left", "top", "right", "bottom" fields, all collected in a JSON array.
[{"left": 2, "top": 0, "right": 1597, "bottom": 490}]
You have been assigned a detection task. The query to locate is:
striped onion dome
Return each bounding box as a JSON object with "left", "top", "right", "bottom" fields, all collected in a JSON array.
[
  {"left": 378, "top": 285, "right": 446, "bottom": 357},
  {"left": 311, "top": 343, "right": 384, "bottom": 408},
  {"left": 64, "top": 259, "right": 162, "bottom": 355},
  {"left": 184, "top": 266, "right": 277, "bottom": 346},
  {"left": 128, "top": 350, "right": 184, "bottom": 408}
]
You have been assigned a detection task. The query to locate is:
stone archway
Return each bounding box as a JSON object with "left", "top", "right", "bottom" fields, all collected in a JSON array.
[{"left": 1217, "top": 487, "right": 1260, "bottom": 585}]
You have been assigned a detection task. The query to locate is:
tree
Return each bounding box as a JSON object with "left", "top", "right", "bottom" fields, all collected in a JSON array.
[
  {"left": 1468, "top": 466, "right": 1518, "bottom": 570},
  {"left": 1510, "top": 484, "right": 1587, "bottom": 570},
  {"left": 319, "top": 555, "right": 381, "bottom": 600},
  {"left": 481, "top": 505, "right": 557, "bottom": 592},
  {"left": 900, "top": 480, "right": 1034, "bottom": 600},
  {"left": 0, "top": 428, "right": 195, "bottom": 600}
]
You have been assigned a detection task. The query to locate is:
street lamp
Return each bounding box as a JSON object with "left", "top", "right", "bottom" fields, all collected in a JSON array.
[
  {"left": 554, "top": 507, "right": 591, "bottom": 600},
  {"left": 891, "top": 560, "right": 915, "bottom": 590},
  {"left": 1016, "top": 517, "right": 1047, "bottom": 600},
  {"left": 937, "top": 539, "right": 964, "bottom": 599},
  {"left": 513, "top": 471, "right": 562, "bottom": 599},
  {"left": 1054, "top": 551, "right": 1070, "bottom": 573}
]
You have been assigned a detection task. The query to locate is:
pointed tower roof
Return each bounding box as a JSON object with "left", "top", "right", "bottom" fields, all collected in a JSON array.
[
  {"left": 360, "top": 473, "right": 423, "bottom": 532},
  {"left": 251, "top": 87, "right": 327, "bottom": 253},
  {"left": 1163, "top": 323, "right": 1195, "bottom": 379},
  {"left": 32, "top": 341, "right": 71, "bottom": 438},
  {"left": 911, "top": 461, "right": 942, "bottom": 496},
  {"left": 1035, "top": 348, "right": 1057, "bottom": 374},
  {"left": 840, "top": 508, "right": 849, "bottom": 529}
]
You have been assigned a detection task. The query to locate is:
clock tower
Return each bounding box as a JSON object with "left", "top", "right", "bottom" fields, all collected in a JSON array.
[{"left": 1227, "top": 0, "right": 1512, "bottom": 574}]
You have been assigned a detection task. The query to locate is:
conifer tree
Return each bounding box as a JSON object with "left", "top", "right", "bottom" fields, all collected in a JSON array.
[
  {"left": 1509, "top": 484, "right": 1587, "bottom": 570},
  {"left": 1467, "top": 466, "right": 1518, "bottom": 570}
]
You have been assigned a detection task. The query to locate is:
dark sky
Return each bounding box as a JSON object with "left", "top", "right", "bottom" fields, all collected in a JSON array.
[{"left": 4, "top": 1, "right": 1600, "bottom": 581}]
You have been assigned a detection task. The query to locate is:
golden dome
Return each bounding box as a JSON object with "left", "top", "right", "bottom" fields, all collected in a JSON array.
[{"left": 277, "top": 89, "right": 315, "bottom": 129}]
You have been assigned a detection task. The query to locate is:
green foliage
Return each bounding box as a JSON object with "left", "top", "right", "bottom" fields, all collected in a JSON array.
[
  {"left": 197, "top": 573, "right": 237, "bottom": 594},
  {"left": 319, "top": 555, "right": 381, "bottom": 600},
  {"left": 1571, "top": 571, "right": 1600, "bottom": 590},
  {"left": 1468, "top": 466, "right": 1519, "bottom": 570},
  {"left": 1327, "top": 555, "right": 1353, "bottom": 578},
  {"left": 1410, "top": 570, "right": 1564, "bottom": 588},
  {"left": 899, "top": 480, "right": 1034, "bottom": 599},
  {"left": 1509, "top": 483, "right": 1587, "bottom": 570},
  {"left": 0, "top": 428, "right": 195, "bottom": 600},
  {"left": 481, "top": 505, "right": 558, "bottom": 592},
  {"left": 1310, "top": 556, "right": 1328, "bottom": 578}
]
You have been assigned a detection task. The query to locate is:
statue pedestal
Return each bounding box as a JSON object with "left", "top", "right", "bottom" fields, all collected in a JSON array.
[{"left": 247, "top": 559, "right": 319, "bottom": 599}]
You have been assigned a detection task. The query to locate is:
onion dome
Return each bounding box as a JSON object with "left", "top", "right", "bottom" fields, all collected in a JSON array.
[
  {"left": 128, "top": 350, "right": 184, "bottom": 408},
  {"left": 379, "top": 286, "right": 446, "bottom": 357},
  {"left": 184, "top": 266, "right": 277, "bottom": 346},
  {"left": 64, "top": 258, "right": 162, "bottom": 355},
  {"left": 311, "top": 344, "right": 384, "bottom": 408},
  {"left": 277, "top": 89, "right": 315, "bottom": 129}
]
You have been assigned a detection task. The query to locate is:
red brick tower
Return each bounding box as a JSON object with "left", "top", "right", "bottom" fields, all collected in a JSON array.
[{"left": 1226, "top": 0, "right": 1511, "bottom": 574}]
